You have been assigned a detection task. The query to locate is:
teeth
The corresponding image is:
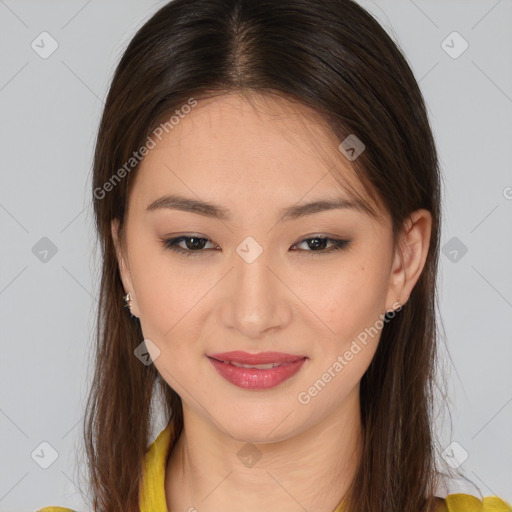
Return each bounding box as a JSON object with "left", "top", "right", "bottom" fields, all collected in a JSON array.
[{"left": 224, "top": 360, "right": 281, "bottom": 369}]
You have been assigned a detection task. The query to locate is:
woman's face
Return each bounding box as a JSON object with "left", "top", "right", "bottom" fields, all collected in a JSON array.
[{"left": 113, "top": 92, "right": 412, "bottom": 441}]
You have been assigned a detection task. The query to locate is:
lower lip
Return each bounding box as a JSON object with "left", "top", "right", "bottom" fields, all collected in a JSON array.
[{"left": 208, "top": 357, "right": 307, "bottom": 390}]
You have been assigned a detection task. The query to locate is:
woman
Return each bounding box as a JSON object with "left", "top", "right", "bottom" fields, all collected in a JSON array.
[{"left": 38, "top": 0, "right": 511, "bottom": 511}]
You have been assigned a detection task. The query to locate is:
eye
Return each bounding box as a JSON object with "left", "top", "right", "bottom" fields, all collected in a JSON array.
[
  {"left": 161, "top": 234, "right": 350, "bottom": 257},
  {"left": 290, "top": 235, "right": 350, "bottom": 256},
  {"left": 161, "top": 235, "right": 219, "bottom": 257}
]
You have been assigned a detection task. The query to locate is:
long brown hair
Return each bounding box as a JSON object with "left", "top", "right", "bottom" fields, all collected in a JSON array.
[{"left": 85, "top": 0, "right": 446, "bottom": 510}]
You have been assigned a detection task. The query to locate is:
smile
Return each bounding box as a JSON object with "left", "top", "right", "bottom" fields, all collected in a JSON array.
[{"left": 207, "top": 351, "right": 308, "bottom": 390}]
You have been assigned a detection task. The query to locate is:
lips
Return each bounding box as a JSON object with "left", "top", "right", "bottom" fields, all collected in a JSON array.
[
  {"left": 207, "top": 351, "right": 308, "bottom": 390},
  {"left": 207, "top": 350, "right": 305, "bottom": 366}
]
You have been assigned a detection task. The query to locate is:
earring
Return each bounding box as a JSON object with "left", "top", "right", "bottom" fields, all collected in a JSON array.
[
  {"left": 123, "top": 292, "right": 137, "bottom": 318},
  {"left": 386, "top": 297, "right": 402, "bottom": 315},
  {"left": 123, "top": 292, "right": 132, "bottom": 309}
]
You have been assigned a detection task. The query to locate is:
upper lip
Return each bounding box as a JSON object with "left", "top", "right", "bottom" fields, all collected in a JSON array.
[{"left": 207, "top": 351, "right": 306, "bottom": 365}]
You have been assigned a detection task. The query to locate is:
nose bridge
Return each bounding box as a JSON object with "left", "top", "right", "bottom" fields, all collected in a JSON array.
[{"left": 219, "top": 235, "right": 292, "bottom": 338}]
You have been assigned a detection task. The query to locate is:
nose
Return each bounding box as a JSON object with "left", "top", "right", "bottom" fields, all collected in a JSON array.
[{"left": 218, "top": 243, "right": 293, "bottom": 340}]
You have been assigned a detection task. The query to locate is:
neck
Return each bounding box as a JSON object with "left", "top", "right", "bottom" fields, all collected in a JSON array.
[{"left": 165, "top": 387, "right": 363, "bottom": 512}]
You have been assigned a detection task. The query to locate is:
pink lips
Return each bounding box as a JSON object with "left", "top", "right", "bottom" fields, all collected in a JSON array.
[{"left": 207, "top": 351, "right": 307, "bottom": 390}]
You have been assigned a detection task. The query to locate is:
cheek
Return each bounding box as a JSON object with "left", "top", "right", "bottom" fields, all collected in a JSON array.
[
  {"left": 132, "top": 251, "right": 212, "bottom": 388},
  {"left": 310, "top": 258, "right": 389, "bottom": 343},
  {"left": 127, "top": 236, "right": 208, "bottom": 347},
  {"left": 297, "top": 262, "right": 390, "bottom": 409}
]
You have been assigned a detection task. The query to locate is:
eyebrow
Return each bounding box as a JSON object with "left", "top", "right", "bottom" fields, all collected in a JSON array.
[{"left": 145, "top": 193, "right": 368, "bottom": 222}]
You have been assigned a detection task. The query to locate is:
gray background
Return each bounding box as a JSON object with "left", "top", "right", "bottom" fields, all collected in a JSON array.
[{"left": 1, "top": 0, "right": 511, "bottom": 510}]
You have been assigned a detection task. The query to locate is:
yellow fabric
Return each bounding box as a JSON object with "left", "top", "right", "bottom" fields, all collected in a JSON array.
[
  {"left": 37, "top": 509, "right": 77, "bottom": 512},
  {"left": 37, "top": 422, "right": 512, "bottom": 512},
  {"left": 138, "top": 419, "right": 174, "bottom": 511},
  {"left": 444, "top": 494, "right": 512, "bottom": 512}
]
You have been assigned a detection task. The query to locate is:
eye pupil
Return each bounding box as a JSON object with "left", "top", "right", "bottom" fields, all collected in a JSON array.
[
  {"left": 308, "top": 237, "right": 327, "bottom": 250},
  {"left": 186, "top": 237, "right": 207, "bottom": 250}
]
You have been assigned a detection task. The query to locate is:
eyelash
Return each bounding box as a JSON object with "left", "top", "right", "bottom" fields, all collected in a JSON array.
[{"left": 160, "top": 234, "right": 350, "bottom": 258}]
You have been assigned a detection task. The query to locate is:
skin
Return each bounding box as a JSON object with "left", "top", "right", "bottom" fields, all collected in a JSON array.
[{"left": 112, "top": 92, "right": 432, "bottom": 512}]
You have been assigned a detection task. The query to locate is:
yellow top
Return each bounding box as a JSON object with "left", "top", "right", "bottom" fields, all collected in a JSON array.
[{"left": 37, "top": 422, "right": 512, "bottom": 512}]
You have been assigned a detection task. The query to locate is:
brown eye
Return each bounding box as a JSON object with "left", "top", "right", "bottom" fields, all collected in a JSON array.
[
  {"left": 161, "top": 235, "right": 218, "bottom": 257},
  {"left": 290, "top": 236, "right": 350, "bottom": 255}
]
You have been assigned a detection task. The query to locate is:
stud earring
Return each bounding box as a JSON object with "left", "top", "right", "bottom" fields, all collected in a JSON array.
[
  {"left": 123, "top": 292, "right": 132, "bottom": 309},
  {"left": 123, "top": 292, "right": 138, "bottom": 318},
  {"left": 386, "top": 297, "right": 402, "bottom": 315}
]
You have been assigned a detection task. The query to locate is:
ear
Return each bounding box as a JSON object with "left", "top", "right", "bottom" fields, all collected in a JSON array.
[
  {"left": 386, "top": 209, "right": 432, "bottom": 311},
  {"left": 111, "top": 218, "right": 140, "bottom": 318}
]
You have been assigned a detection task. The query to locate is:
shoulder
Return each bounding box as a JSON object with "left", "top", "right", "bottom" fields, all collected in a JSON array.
[
  {"left": 37, "top": 507, "right": 76, "bottom": 512},
  {"left": 436, "top": 493, "right": 512, "bottom": 512}
]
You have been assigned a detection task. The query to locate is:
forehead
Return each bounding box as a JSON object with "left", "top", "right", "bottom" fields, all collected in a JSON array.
[{"left": 129, "top": 92, "right": 376, "bottom": 217}]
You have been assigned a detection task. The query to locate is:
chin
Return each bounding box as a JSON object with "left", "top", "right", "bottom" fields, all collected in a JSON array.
[{"left": 212, "top": 406, "right": 302, "bottom": 444}]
